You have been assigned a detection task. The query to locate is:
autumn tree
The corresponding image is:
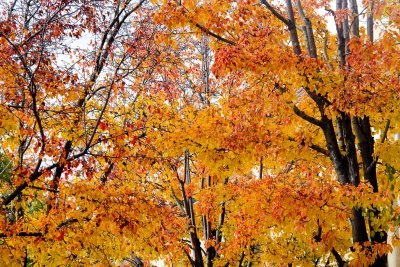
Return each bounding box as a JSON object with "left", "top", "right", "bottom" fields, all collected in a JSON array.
[
  {"left": 152, "top": 0, "right": 400, "bottom": 266},
  {"left": 1, "top": 0, "right": 400, "bottom": 266},
  {"left": 0, "top": 0, "right": 189, "bottom": 265}
]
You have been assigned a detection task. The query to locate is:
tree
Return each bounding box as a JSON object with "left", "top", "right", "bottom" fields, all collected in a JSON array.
[
  {"left": 0, "top": 0, "right": 399, "bottom": 266},
  {"left": 153, "top": 0, "right": 400, "bottom": 266},
  {"left": 0, "top": 0, "right": 186, "bottom": 265}
]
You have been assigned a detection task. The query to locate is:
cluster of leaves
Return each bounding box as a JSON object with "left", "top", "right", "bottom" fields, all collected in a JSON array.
[{"left": 0, "top": 0, "right": 399, "bottom": 266}]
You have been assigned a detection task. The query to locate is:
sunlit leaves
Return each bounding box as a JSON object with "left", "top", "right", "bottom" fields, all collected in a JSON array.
[{"left": 0, "top": 0, "right": 399, "bottom": 265}]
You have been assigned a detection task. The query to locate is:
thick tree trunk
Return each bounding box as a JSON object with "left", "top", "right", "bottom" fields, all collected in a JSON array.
[
  {"left": 263, "top": 0, "right": 388, "bottom": 265},
  {"left": 190, "top": 232, "right": 204, "bottom": 267},
  {"left": 350, "top": 208, "right": 369, "bottom": 243},
  {"left": 182, "top": 151, "right": 204, "bottom": 267},
  {"left": 324, "top": 115, "right": 369, "bottom": 244}
]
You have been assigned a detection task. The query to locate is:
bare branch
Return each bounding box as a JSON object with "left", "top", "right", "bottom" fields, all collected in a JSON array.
[{"left": 77, "top": 0, "right": 146, "bottom": 107}]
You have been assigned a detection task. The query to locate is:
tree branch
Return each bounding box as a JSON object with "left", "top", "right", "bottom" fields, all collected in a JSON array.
[
  {"left": 296, "top": 0, "right": 317, "bottom": 58},
  {"left": 292, "top": 105, "right": 324, "bottom": 127},
  {"left": 100, "top": 162, "right": 114, "bottom": 185},
  {"left": 237, "top": 251, "right": 245, "bottom": 267},
  {"left": 0, "top": 232, "right": 42, "bottom": 238},
  {"left": 331, "top": 247, "right": 345, "bottom": 267},
  {"left": 309, "top": 144, "right": 330, "bottom": 156},
  {"left": 1, "top": 148, "right": 89, "bottom": 207},
  {"left": 260, "top": 0, "right": 290, "bottom": 26},
  {"left": 194, "top": 23, "right": 236, "bottom": 46},
  {"left": 381, "top": 119, "right": 390, "bottom": 144}
]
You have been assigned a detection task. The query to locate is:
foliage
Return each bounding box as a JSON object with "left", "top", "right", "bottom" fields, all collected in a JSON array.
[
  {"left": 0, "top": 0, "right": 399, "bottom": 266},
  {"left": 0, "top": 151, "right": 12, "bottom": 185}
]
